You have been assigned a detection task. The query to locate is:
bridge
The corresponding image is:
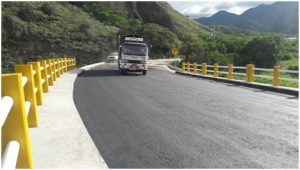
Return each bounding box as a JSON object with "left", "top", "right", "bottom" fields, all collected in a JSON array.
[{"left": 1, "top": 58, "right": 299, "bottom": 168}]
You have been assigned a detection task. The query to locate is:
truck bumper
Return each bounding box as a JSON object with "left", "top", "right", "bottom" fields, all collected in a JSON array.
[{"left": 119, "top": 63, "right": 147, "bottom": 71}]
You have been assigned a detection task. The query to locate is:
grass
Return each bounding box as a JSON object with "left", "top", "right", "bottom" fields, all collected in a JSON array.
[
  {"left": 194, "top": 68, "right": 298, "bottom": 88},
  {"left": 278, "top": 58, "right": 298, "bottom": 70}
]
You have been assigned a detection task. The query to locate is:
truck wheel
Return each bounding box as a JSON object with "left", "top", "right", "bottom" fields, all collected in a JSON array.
[{"left": 142, "top": 71, "right": 147, "bottom": 75}]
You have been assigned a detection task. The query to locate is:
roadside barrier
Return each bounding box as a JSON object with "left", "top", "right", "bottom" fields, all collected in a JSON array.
[
  {"left": 1, "top": 57, "right": 76, "bottom": 169},
  {"left": 181, "top": 62, "right": 298, "bottom": 87}
]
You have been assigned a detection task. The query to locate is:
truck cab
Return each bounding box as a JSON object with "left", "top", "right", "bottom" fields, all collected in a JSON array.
[{"left": 118, "top": 35, "right": 149, "bottom": 75}]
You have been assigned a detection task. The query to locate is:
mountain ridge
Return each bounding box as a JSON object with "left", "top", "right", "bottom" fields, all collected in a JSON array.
[{"left": 195, "top": 1, "right": 299, "bottom": 34}]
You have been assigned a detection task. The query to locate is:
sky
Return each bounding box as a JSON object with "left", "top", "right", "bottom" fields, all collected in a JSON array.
[{"left": 167, "top": 1, "right": 275, "bottom": 19}]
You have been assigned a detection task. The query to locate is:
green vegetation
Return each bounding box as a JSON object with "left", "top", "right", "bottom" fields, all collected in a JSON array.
[
  {"left": 206, "top": 70, "right": 298, "bottom": 88},
  {"left": 2, "top": 1, "right": 191, "bottom": 72},
  {"left": 140, "top": 23, "right": 181, "bottom": 57},
  {"left": 208, "top": 25, "right": 259, "bottom": 36},
  {"left": 2, "top": 1, "right": 298, "bottom": 89},
  {"left": 2, "top": 2, "right": 118, "bottom": 72}
]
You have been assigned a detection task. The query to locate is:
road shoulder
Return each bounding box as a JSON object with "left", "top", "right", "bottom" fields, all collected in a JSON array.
[{"left": 29, "top": 69, "right": 108, "bottom": 168}]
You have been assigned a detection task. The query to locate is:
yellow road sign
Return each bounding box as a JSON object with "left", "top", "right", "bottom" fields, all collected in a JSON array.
[{"left": 172, "top": 48, "right": 179, "bottom": 56}]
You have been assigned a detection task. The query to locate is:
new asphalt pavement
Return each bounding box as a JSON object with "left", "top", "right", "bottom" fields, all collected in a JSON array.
[{"left": 73, "top": 63, "right": 298, "bottom": 168}]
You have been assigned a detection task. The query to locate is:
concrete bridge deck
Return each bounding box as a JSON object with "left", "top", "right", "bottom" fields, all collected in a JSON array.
[{"left": 29, "top": 69, "right": 107, "bottom": 168}]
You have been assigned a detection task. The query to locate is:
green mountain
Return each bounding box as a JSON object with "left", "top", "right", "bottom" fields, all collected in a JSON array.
[
  {"left": 196, "top": 2, "right": 299, "bottom": 34},
  {"left": 2, "top": 1, "right": 298, "bottom": 74},
  {"left": 2, "top": 1, "right": 213, "bottom": 72}
]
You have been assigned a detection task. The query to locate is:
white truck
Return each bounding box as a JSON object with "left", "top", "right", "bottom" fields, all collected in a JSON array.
[{"left": 117, "top": 35, "right": 149, "bottom": 75}]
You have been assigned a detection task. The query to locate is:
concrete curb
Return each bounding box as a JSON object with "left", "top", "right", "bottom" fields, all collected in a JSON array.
[
  {"left": 80, "top": 62, "right": 105, "bottom": 71},
  {"left": 167, "top": 64, "right": 181, "bottom": 72},
  {"left": 77, "top": 62, "right": 105, "bottom": 75},
  {"left": 175, "top": 71, "right": 298, "bottom": 96}
]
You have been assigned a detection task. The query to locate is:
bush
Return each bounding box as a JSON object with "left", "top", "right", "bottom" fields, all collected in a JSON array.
[
  {"left": 180, "top": 40, "right": 207, "bottom": 61},
  {"left": 281, "top": 54, "right": 293, "bottom": 60},
  {"left": 239, "top": 37, "right": 281, "bottom": 68}
]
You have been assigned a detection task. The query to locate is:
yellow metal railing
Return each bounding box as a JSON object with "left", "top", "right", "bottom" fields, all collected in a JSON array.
[
  {"left": 181, "top": 61, "right": 298, "bottom": 87},
  {"left": 1, "top": 57, "right": 76, "bottom": 169}
]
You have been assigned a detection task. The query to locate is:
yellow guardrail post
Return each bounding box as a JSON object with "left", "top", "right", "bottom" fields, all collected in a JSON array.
[
  {"left": 51, "top": 59, "right": 57, "bottom": 80},
  {"left": 68, "top": 58, "right": 71, "bottom": 70},
  {"left": 187, "top": 62, "right": 190, "bottom": 73},
  {"left": 57, "top": 58, "right": 60, "bottom": 74},
  {"left": 70, "top": 57, "right": 73, "bottom": 70},
  {"left": 38, "top": 60, "right": 49, "bottom": 93},
  {"left": 1, "top": 73, "right": 34, "bottom": 168},
  {"left": 246, "top": 64, "right": 249, "bottom": 81},
  {"left": 273, "top": 66, "right": 280, "bottom": 86},
  {"left": 58, "top": 58, "right": 63, "bottom": 75},
  {"left": 63, "top": 58, "right": 67, "bottom": 72},
  {"left": 250, "top": 64, "right": 255, "bottom": 82},
  {"left": 46, "top": 59, "right": 54, "bottom": 85},
  {"left": 228, "top": 64, "right": 234, "bottom": 79},
  {"left": 181, "top": 62, "right": 185, "bottom": 72},
  {"left": 202, "top": 63, "right": 207, "bottom": 75},
  {"left": 61, "top": 58, "right": 65, "bottom": 74},
  {"left": 246, "top": 64, "right": 250, "bottom": 82},
  {"left": 214, "top": 63, "right": 219, "bottom": 77},
  {"left": 14, "top": 65, "right": 39, "bottom": 127},
  {"left": 246, "top": 64, "right": 255, "bottom": 82},
  {"left": 27, "top": 62, "right": 43, "bottom": 105},
  {"left": 59, "top": 58, "right": 63, "bottom": 74},
  {"left": 69, "top": 58, "right": 72, "bottom": 70},
  {"left": 55, "top": 58, "right": 60, "bottom": 78},
  {"left": 67, "top": 58, "right": 70, "bottom": 70},
  {"left": 193, "top": 62, "right": 197, "bottom": 74}
]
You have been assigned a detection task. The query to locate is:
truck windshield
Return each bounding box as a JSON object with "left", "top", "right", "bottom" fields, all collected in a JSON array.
[{"left": 122, "top": 44, "right": 147, "bottom": 56}]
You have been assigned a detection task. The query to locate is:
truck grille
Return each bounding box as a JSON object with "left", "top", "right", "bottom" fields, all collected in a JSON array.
[{"left": 127, "top": 60, "right": 143, "bottom": 63}]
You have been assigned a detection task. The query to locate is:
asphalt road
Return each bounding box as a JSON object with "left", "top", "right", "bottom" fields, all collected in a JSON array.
[{"left": 73, "top": 63, "right": 298, "bottom": 168}]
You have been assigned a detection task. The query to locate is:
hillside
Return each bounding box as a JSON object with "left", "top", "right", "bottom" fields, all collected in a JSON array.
[
  {"left": 2, "top": 1, "right": 213, "bottom": 72},
  {"left": 2, "top": 1, "right": 298, "bottom": 74},
  {"left": 208, "top": 25, "right": 259, "bottom": 36},
  {"left": 2, "top": 2, "right": 118, "bottom": 72},
  {"left": 195, "top": 2, "right": 299, "bottom": 34}
]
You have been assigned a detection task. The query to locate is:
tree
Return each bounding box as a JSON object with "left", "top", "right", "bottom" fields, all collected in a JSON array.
[
  {"left": 239, "top": 37, "right": 281, "bottom": 67},
  {"left": 179, "top": 40, "right": 207, "bottom": 61}
]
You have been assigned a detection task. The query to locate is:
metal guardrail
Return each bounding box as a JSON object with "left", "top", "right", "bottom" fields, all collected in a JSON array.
[
  {"left": 0, "top": 96, "right": 13, "bottom": 127},
  {"left": 1, "top": 57, "right": 76, "bottom": 169},
  {"left": 179, "top": 62, "right": 298, "bottom": 87},
  {"left": 1, "top": 140, "right": 20, "bottom": 169}
]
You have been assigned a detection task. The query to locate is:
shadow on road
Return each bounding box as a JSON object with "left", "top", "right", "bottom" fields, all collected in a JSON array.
[{"left": 78, "top": 69, "right": 144, "bottom": 77}]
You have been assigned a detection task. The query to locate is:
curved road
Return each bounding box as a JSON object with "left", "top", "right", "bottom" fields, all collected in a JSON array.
[{"left": 73, "top": 63, "right": 298, "bottom": 168}]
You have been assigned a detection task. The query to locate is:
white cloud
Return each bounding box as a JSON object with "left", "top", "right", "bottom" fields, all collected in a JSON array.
[
  {"left": 167, "top": 1, "right": 275, "bottom": 18},
  {"left": 181, "top": 5, "right": 202, "bottom": 14},
  {"left": 227, "top": 6, "right": 249, "bottom": 15}
]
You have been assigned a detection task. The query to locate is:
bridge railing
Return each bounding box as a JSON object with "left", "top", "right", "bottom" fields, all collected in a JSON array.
[
  {"left": 180, "top": 62, "right": 298, "bottom": 87},
  {"left": 1, "top": 57, "right": 76, "bottom": 169}
]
